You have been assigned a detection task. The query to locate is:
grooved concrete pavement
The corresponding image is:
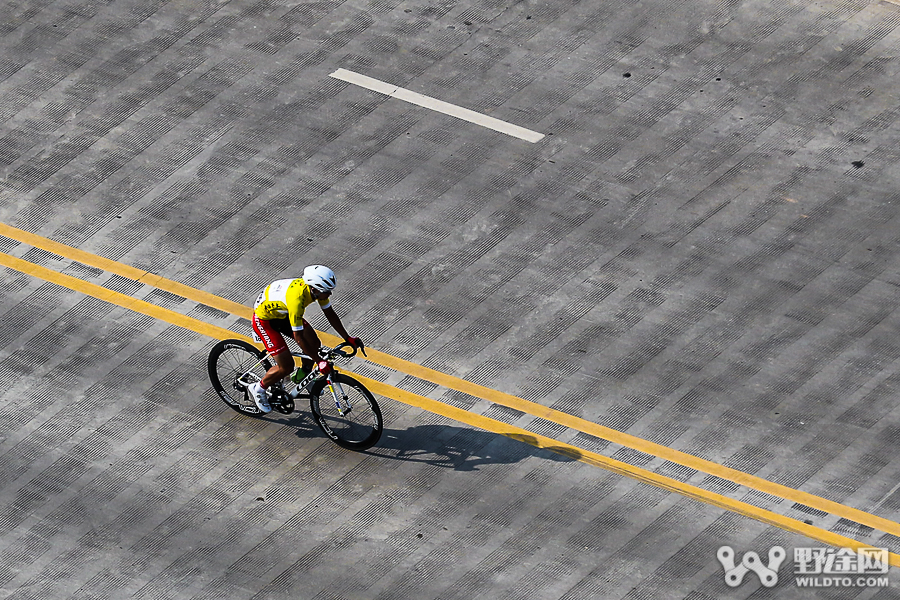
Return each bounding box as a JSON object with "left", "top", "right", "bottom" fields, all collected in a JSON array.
[{"left": 2, "top": 0, "right": 900, "bottom": 597}]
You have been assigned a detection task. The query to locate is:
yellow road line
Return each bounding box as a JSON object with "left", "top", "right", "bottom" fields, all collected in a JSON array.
[
  {"left": 0, "top": 222, "right": 250, "bottom": 317},
  {"left": 1, "top": 248, "right": 897, "bottom": 566},
  {"left": 359, "top": 376, "right": 900, "bottom": 565},
  {"left": 352, "top": 347, "right": 900, "bottom": 538},
  {"left": 2, "top": 223, "right": 900, "bottom": 540},
  {"left": 0, "top": 252, "right": 240, "bottom": 341}
]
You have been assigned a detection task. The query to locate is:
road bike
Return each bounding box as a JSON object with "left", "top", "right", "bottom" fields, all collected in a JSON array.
[{"left": 207, "top": 339, "right": 383, "bottom": 450}]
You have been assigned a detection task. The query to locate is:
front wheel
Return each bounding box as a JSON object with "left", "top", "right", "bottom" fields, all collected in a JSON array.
[
  {"left": 309, "top": 374, "right": 383, "bottom": 450},
  {"left": 208, "top": 338, "right": 271, "bottom": 416}
]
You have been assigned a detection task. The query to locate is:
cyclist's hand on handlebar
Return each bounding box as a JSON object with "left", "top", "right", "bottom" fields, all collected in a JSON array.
[{"left": 346, "top": 336, "right": 367, "bottom": 356}]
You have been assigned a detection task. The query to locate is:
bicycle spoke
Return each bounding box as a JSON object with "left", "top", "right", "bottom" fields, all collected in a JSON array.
[
  {"left": 310, "top": 374, "right": 382, "bottom": 450},
  {"left": 208, "top": 339, "right": 270, "bottom": 416}
]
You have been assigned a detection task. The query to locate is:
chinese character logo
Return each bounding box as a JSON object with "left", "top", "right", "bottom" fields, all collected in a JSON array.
[
  {"left": 717, "top": 545, "right": 787, "bottom": 587},
  {"left": 794, "top": 547, "right": 889, "bottom": 576}
]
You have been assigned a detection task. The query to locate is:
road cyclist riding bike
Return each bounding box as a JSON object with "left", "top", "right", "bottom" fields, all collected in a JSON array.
[
  {"left": 249, "top": 265, "right": 360, "bottom": 413},
  {"left": 207, "top": 264, "right": 383, "bottom": 450}
]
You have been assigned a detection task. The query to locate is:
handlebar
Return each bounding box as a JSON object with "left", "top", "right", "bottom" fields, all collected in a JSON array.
[
  {"left": 330, "top": 340, "right": 367, "bottom": 359},
  {"left": 293, "top": 341, "right": 367, "bottom": 363}
]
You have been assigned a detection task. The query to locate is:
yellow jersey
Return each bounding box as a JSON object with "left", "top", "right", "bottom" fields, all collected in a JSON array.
[{"left": 253, "top": 278, "right": 331, "bottom": 330}]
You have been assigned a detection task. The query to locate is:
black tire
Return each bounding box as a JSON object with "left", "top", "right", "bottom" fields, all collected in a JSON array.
[
  {"left": 208, "top": 338, "right": 272, "bottom": 416},
  {"left": 309, "top": 373, "right": 383, "bottom": 450}
]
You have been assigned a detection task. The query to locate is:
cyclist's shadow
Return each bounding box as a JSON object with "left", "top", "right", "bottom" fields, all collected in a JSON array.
[{"left": 361, "top": 424, "right": 579, "bottom": 471}]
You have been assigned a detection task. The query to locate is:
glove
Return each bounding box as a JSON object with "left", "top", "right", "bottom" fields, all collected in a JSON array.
[
  {"left": 317, "top": 360, "right": 332, "bottom": 375},
  {"left": 347, "top": 336, "right": 362, "bottom": 349}
]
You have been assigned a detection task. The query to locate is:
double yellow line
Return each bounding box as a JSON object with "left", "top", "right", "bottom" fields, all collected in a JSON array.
[{"left": 1, "top": 221, "right": 897, "bottom": 565}]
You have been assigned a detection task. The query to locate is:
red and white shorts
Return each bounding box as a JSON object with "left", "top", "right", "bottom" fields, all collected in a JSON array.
[{"left": 251, "top": 314, "right": 310, "bottom": 356}]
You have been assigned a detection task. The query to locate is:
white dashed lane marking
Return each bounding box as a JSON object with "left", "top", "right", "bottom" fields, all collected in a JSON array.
[{"left": 329, "top": 68, "right": 545, "bottom": 143}]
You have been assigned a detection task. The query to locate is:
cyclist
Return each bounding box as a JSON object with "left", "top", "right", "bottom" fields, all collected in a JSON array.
[{"left": 248, "top": 265, "right": 361, "bottom": 413}]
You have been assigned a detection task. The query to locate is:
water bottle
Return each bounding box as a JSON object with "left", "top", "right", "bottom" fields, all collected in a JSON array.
[{"left": 291, "top": 366, "right": 308, "bottom": 384}]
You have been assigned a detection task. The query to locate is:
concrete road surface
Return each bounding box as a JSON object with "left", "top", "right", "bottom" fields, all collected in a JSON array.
[{"left": 2, "top": 0, "right": 900, "bottom": 597}]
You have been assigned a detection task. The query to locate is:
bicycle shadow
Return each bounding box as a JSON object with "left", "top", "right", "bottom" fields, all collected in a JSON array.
[
  {"left": 361, "top": 424, "right": 580, "bottom": 471},
  {"left": 262, "top": 405, "right": 582, "bottom": 471}
]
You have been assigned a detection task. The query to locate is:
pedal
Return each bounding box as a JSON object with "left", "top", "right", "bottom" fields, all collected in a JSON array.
[
  {"left": 268, "top": 388, "right": 294, "bottom": 414},
  {"left": 273, "top": 399, "right": 294, "bottom": 414}
]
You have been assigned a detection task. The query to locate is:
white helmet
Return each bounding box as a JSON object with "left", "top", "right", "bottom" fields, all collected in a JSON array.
[{"left": 303, "top": 265, "right": 336, "bottom": 293}]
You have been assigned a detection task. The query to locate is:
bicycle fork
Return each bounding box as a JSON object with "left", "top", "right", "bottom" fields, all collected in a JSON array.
[{"left": 324, "top": 377, "right": 353, "bottom": 416}]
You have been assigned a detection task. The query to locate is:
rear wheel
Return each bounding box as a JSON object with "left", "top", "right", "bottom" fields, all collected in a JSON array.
[
  {"left": 208, "top": 339, "right": 271, "bottom": 416},
  {"left": 309, "top": 374, "right": 383, "bottom": 450}
]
